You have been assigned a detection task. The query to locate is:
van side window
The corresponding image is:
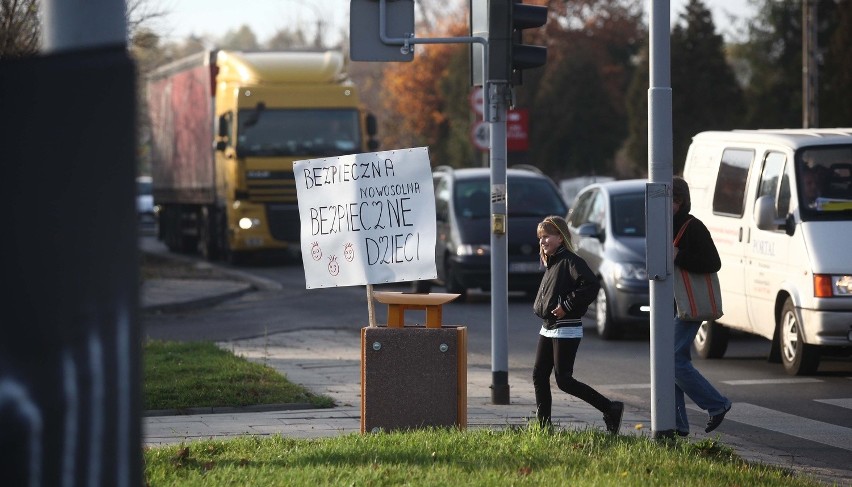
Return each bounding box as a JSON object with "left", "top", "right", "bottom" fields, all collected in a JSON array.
[
  {"left": 712, "top": 148, "right": 753, "bottom": 216},
  {"left": 757, "top": 152, "right": 790, "bottom": 220}
]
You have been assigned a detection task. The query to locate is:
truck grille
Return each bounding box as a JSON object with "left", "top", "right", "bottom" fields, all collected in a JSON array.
[
  {"left": 246, "top": 170, "right": 297, "bottom": 202},
  {"left": 266, "top": 203, "right": 301, "bottom": 243}
]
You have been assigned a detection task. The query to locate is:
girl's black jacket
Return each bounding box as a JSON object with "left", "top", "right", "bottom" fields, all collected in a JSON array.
[
  {"left": 673, "top": 211, "right": 721, "bottom": 274},
  {"left": 533, "top": 247, "right": 600, "bottom": 330}
]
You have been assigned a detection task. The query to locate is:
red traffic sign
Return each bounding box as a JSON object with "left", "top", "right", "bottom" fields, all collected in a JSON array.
[{"left": 507, "top": 108, "right": 529, "bottom": 152}]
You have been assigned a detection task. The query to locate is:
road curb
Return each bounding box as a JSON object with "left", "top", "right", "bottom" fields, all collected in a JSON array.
[{"left": 144, "top": 403, "right": 322, "bottom": 417}]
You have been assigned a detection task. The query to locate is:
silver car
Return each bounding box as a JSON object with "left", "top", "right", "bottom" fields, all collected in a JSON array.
[{"left": 566, "top": 179, "right": 649, "bottom": 339}]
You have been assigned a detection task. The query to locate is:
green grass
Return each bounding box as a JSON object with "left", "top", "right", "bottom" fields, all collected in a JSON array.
[
  {"left": 144, "top": 426, "right": 818, "bottom": 486},
  {"left": 144, "top": 340, "right": 334, "bottom": 411}
]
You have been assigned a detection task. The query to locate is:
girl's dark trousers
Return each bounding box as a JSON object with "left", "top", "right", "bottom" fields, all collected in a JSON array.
[{"left": 532, "top": 334, "right": 611, "bottom": 423}]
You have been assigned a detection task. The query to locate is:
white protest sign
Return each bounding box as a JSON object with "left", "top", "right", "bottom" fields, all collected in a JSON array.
[{"left": 294, "top": 147, "right": 437, "bottom": 289}]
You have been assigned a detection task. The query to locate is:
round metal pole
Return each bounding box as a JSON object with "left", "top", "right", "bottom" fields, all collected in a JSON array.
[
  {"left": 488, "top": 81, "right": 510, "bottom": 404},
  {"left": 648, "top": 0, "right": 676, "bottom": 438}
]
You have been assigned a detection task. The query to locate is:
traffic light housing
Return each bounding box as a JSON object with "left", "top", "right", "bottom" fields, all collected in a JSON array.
[
  {"left": 488, "top": 0, "right": 547, "bottom": 84},
  {"left": 510, "top": 1, "right": 547, "bottom": 84}
]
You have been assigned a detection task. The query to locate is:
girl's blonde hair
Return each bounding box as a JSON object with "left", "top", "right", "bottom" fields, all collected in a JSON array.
[{"left": 537, "top": 215, "right": 574, "bottom": 263}]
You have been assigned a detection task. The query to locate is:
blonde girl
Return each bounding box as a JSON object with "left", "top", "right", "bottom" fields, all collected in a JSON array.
[{"left": 531, "top": 216, "right": 624, "bottom": 433}]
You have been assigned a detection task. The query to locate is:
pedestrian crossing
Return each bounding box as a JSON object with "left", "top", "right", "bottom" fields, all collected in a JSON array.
[
  {"left": 686, "top": 402, "right": 852, "bottom": 452},
  {"left": 602, "top": 379, "right": 852, "bottom": 453}
]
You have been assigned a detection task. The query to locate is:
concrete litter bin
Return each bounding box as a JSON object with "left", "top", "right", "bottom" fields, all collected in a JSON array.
[{"left": 361, "top": 292, "right": 466, "bottom": 433}]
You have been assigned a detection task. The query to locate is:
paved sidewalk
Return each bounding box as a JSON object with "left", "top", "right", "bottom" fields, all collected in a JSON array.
[{"left": 144, "top": 328, "right": 639, "bottom": 445}]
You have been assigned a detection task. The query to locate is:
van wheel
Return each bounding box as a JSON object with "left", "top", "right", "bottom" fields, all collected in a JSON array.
[
  {"left": 779, "top": 297, "right": 820, "bottom": 375},
  {"left": 595, "top": 287, "right": 621, "bottom": 340},
  {"left": 693, "top": 320, "right": 729, "bottom": 359}
]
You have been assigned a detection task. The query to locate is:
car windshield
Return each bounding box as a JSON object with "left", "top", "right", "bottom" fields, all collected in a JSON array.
[
  {"left": 611, "top": 192, "right": 646, "bottom": 237},
  {"left": 454, "top": 176, "right": 567, "bottom": 218}
]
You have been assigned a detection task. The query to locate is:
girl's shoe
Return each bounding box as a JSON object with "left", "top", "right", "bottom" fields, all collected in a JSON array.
[{"left": 603, "top": 401, "right": 624, "bottom": 434}]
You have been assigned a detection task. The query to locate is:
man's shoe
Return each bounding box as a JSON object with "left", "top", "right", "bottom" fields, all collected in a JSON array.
[
  {"left": 705, "top": 404, "right": 731, "bottom": 433},
  {"left": 676, "top": 430, "right": 689, "bottom": 437},
  {"left": 603, "top": 401, "right": 624, "bottom": 435}
]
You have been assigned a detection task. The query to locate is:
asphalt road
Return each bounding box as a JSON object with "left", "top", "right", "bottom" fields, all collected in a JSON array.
[{"left": 141, "top": 239, "right": 852, "bottom": 483}]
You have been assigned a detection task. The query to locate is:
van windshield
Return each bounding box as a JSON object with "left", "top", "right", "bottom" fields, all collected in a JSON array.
[
  {"left": 236, "top": 108, "right": 361, "bottom": 157},
  {"left": 796, "top": 145, "right": 852, "bottom": 221}
]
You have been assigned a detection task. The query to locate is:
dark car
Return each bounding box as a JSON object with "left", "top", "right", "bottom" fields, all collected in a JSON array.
[
  {"left": 414, "top": 166, "right": 568, "bottom": 298},
  {"left": 566, "top": 179, "right": 649, "bottom": 339}
]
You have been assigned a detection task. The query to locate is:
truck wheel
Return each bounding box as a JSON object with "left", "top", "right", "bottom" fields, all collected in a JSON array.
[
  {"left": 161, "top": 206, "right": 182, "bottom": 252},
  {"left": 779, "top": 297, "right": 820, "bottom": 375},
  {"left": 197, "top": 206, "right": 220, "bottom": 261},
  {"left": 595, "top": 287, "right": 621, "bottom": 340},
  {"left": 693, "top": 320, "right": 729, "bottom": 359}
]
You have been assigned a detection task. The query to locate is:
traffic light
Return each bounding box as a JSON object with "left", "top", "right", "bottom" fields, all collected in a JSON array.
[{"left": 510, "top": 0, "right": 547, "bottom": 84}]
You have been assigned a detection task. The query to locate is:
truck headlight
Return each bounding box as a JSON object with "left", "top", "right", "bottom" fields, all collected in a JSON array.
[{"left": 238, "top": 217, "right": 261, "bottom": 230}]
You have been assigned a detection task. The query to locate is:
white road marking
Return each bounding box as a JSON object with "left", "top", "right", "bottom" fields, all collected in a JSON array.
[
  {"left": 815, "top": 398, "right": 852, "bottom": 409},
  {"left": 688, "top": 402, "right": 852, "bottom": 452},
  {"left": 601, "top": 383, "right": 651, "bottom": 390},
  {"left": 722, "top": 378, "right": 823, "bottom": 386}
]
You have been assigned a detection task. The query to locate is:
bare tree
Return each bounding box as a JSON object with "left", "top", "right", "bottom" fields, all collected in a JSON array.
[
  {"left": 0, "top": 0, "right": 40, "bottom": 58},
  {"left": 126, "top": 0, "right": 168, "bottom": 39}
]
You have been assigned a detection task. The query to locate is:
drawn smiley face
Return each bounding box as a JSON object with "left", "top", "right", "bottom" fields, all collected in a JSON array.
[
  {"left": 343, "top": 242, "right": 355, "bottom": 262},
  {"left": 310, "top": 241, "right": 322, "bottom": 261},
  {"left": 328, "top": 255, "right": 340, "bottom": 276}
]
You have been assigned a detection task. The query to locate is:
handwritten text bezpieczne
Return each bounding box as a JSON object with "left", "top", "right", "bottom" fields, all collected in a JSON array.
[{"left": 294, "top": 148, "right": 437, "bottom": 289}]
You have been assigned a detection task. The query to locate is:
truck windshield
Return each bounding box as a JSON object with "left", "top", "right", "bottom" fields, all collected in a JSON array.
[
  {"left": 796, "top": 145, "right": 852, "bottom": 221},
  {"left": 236, "top": 108, "right": 361, "bottom": 157}
]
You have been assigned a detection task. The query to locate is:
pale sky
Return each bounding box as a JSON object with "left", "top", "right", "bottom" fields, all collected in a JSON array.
[{"left": 154, "top": 0, "right": 755, "bottom": 46}]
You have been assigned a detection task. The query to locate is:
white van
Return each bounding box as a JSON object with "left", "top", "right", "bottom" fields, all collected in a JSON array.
[{"left": 682, "top": 129, "right": 852, "bottom": 375}]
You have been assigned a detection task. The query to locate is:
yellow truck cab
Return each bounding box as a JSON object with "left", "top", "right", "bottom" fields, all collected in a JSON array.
[{"left": 147, "top": 50, "right": 377, "bottom": 263}]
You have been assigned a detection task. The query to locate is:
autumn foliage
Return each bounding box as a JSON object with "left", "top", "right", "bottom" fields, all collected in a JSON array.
[{"left": 379, "top": 13, "right": 469, "bottom": 152}]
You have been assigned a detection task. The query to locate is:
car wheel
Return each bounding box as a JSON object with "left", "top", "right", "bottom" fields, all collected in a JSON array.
[
  {"left": 444, "top": 261, "right": 467, "bottom": 298},
  {"left": 779, "top": 297, "right": 820, "bottom": 375},
  {"left": 693, "top": 320, "right": 729, "bottom": 359},
  {"left": 595, "top": 287, "right": 620, "bottom": 340},
  {"left": 411, "top": 280, "right": 432, "bottom": 293}
]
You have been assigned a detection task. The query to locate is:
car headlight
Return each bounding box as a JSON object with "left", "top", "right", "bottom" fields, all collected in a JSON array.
[
  {"left": 613, "top": 262, "right": 647, "bottom": 282},
  {"left": 456, "top": 244, "right": 490, "bottom": 256}
]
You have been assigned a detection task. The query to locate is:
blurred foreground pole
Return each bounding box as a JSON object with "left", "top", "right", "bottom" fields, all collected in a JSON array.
[
  {"left": 0, "top": 0, "right": 141, "bottom": 485},
  {"left": 647, "top": 0, "right": 676, "bottom": 437}
]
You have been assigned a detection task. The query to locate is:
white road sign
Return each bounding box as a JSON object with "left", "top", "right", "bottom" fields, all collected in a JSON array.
[
  {"left": 472, "top": 120, "right": 489, "bottom": 151},
  {"left": 294, "top": 147, "right": 437, "bottom": 289}
]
